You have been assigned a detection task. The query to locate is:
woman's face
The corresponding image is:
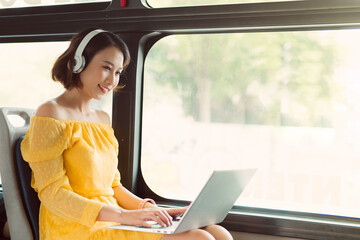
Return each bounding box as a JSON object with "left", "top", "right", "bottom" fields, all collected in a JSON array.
[{"left": 79, "top": 46, "right": 124, "bottom": 100}]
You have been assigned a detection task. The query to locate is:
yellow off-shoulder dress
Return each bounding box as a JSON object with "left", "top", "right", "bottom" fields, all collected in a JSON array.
[{"left": 21, "top": 116, "right": 164, "bottom": 240}]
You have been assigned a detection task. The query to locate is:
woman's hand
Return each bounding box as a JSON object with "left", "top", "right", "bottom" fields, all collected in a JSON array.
[
  {"left": 165, "top": 206, "right": 188, "bottom": 219},
  {"left": 97, "top": 205, "right": 173, "bottom": 228},
  {"left": 118, "top": 208, "right": 173, "bottom": 228},
  {"left": 143, "top": 201, "right": 188, "bottom": 219}
]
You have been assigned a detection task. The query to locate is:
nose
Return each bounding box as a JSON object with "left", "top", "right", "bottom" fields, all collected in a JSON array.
[{"left": 105, "top": 71, "right": 119, "bottom": 87}]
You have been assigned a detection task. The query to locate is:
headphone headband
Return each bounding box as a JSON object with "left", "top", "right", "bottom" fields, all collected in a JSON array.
[{"left": 72, "top": 29, "right": 106, "bottom": 73}]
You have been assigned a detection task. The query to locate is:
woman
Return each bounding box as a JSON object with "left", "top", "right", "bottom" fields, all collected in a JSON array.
[{"left": 21, "top": 28, "right": 233, "bottom": 240}]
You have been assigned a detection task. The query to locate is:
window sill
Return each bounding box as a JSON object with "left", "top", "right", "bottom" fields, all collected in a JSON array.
[
  {"left": 223, "top": 208, "right": 360, "bottom": 240},
  {"left": 158, "top": 202, "right": 360, "bottom": 240}
]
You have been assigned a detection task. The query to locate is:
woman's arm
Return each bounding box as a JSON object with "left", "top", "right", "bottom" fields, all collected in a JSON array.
[
  {"left": 108, "top": 185, "right": 187, "bottom": 224},
  {"left": 113, "top": 185, "right": 146, "bottom": 210},
  {"left": 96, "top": 201, "right": 173, "bottom": 228},
  {"left": 95, "top": 185, "right": 173, "bottom": 227}
]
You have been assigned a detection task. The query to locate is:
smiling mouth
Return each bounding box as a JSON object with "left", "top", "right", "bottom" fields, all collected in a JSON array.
[{"left": 98, "top": 85, "right": 110, "bottom": 94}]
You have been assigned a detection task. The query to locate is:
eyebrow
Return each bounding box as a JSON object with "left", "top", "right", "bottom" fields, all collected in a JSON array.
[{"left": 104, "top": 60, "right": 123, "bottom": 71}]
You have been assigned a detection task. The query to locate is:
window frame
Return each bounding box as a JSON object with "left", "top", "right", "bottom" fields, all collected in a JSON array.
[
  {"left": 3, "top": 1, "right": 360, "bottom": 43},
  {"left": 2, "top": 1, "right": 360, "bottom": 239},
  {"left": 146, "top": 0, "right": 301, "bottom": 9},
  {"left": 0, "top": 0, "right": 111, "bottom": 16}
]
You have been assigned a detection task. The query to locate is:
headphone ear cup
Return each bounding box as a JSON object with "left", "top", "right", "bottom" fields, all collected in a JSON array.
[
  {"left": 72, "top": 29, "right": 105, "bottom": 74},
  {"left": 73, "top": 55, "right": 85, "bottom": 73}
]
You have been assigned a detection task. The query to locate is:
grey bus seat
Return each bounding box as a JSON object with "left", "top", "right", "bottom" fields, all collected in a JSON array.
[
  {"left": 0, "top": 108, "right": 38, "bottom": 240},
  {"left": 15, "top": 136, "right": 40, "bottom": 240}
]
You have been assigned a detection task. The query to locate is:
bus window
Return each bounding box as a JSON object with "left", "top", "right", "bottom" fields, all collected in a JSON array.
[
  {"left": 147, "top": 0, "right": 299, "bottom": 8},
  {"left": 0, "top": 0, "right": 110, "bottom": 9},
  {"left": 0, "top": 42, "right": 113, "bottom": 118},
  {"left": 142, "top": 29, "right": 360, "bottom": 218}
]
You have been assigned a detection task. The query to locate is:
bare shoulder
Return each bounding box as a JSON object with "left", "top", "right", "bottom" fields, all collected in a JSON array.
[
  {"left": 35, "top": 100, "right": 64, "bottom": 120},
  {"left": 96, "top": 110, "right": 111, "bottom": 125}
]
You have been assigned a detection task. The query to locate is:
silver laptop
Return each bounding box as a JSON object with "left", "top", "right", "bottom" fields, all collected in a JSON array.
[{"left": 108, "top": 168, "right": 256, "bottom": 234}]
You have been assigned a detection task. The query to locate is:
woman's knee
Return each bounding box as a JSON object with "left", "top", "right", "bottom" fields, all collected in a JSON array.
[
  {"left": 203, "top": 225, "right": 233, "bottom": 240},
  {"left": 189, "top": 229, "right": 215, "bottom": 240},
  {"left": 161, "top": 229, "right": 215, "bottom": 240}
]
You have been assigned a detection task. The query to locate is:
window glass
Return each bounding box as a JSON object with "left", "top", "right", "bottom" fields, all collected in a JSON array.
[
  {"left": 0, "top": 0, "right": 110, "bottom": 9},
  {"left": 0, "top": 42, "right": 113, "bottom": 119},
  {"left": 142, "top": 30, "right": 360, "bottom": 218},
  {"left": 147, "top": 0, "right": 298, "bottom": 8}
]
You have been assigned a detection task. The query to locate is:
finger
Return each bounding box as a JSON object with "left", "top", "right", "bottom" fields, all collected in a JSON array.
[
  {"left": 153, "top": 209, "right": 174, "bottom": 227},
  {"left": 160, "top": 208, "right": 173, "bottom": 224},
  {"left": 143, "top": 213, "right": 166, "bottom": 227},
  {"left": 141, "top": 208, "right": 173, "bottom": 227},
  {"left": 140, "top": 220, "right": 154, "bottom": 228},
  {"left": 153, "top": 210, "right": 171, "bottom": 227},
  {"left": 144, "top": 208, "right": 172, "bottom": 226},
  {"left": 154, "top": 207, "right": 173, "bottom": 221},
  {"left": 166, "top": 207, "right": 187, "bottom": 216}
]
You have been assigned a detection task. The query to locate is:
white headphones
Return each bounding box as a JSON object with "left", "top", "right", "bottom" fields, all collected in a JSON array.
[{"left": 72, "top": 29, "right": 106, "bottom": 73}]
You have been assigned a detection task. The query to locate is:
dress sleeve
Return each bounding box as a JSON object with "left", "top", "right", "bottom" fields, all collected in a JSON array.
[
  {"left": 111, "top": 169, "right": 122, "bottom": 188},
  {"left": 107, "top": 127, "right": 121, "bottom": 188},
  {"left": 21, "top": 117, "right": 104, "bottom": 227}
]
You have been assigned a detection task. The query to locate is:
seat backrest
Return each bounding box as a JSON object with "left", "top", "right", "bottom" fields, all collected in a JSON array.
[
  {"left": 0, "top": 108, "right": 37, "bottom": 240},
  {"left": 15, "top": 136, "right": 40, "bottom": 240}
]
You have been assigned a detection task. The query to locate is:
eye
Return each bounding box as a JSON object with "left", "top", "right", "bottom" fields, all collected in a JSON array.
[{"left": 103, "top": 66, "right": 111, "bottom": 71}]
